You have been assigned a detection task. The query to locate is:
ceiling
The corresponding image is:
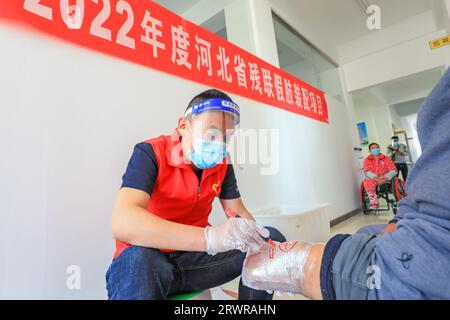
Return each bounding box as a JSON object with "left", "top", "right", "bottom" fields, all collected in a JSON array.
[
  {"left": 271, "top": 0, "right": 435, "bottom": 52},
  {"left": 352, "top": 68, "right": 444, "bottom": 108},
  {"left": 153, "top": 0, "right": 203, "bottom": 15},
  {"left": 155, "top": 0, "right": 437, "bottom": 64},
  {"left": 154, "top": 0, "right": 231, "bottom": 38},
  {"left": 392, "top": 98, "right": 425, "bottom": 117},
  {"left": 154, "top": 0, "right": 236, "bottom": 16},
  {"left": 201, "top": 10, "right": 227, "bottom": 39}
]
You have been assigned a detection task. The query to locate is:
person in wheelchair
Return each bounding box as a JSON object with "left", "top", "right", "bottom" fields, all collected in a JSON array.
[{"left": 363, "top": 143, "right": 398, "bottom": 209}]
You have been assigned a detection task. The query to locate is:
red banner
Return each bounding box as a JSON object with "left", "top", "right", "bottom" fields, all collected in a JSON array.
[{"left": 0, "top": 0, "right": 329, "bottom": 123}]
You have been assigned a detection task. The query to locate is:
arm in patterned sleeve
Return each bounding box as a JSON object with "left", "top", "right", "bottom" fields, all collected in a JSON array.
[
  {"left": 383, "top": 157, "right": 398, "bottom": 180},
  {"left": 363, "top": 157, "right": 378, "bottom": 179}
]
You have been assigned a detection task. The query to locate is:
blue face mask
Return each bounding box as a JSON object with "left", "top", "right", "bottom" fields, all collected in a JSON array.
[
  {"left": 188, "top": 139, "right": 227, "bottom": 169},
  {"left": 371, "top": 148, "right": 381, "bottom": 156}
]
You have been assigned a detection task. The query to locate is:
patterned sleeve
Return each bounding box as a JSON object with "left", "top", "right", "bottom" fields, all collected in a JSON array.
[
  {"left": 362, "top": 157, "right": 370, "bottom": 172},
  {"left": 385, "top": 157, "right": 397, "bottom": 172}
]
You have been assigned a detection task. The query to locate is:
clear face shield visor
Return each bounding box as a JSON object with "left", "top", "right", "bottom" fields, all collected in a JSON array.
[
  {"left": 184, "top": 98, "right": 240, "bottom": 145},
  {"left": 392, "top": 138, "right": 399, "bottom": 148},
  {"left": 184, "top": 98, "right": 240, "bottom": 169}
]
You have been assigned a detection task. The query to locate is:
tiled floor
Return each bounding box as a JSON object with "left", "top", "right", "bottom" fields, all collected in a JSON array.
[
  {"left": 219, "top": 209, "right": 395, "bottom": 300},
  {"left": 330, "top": 210, "right": 394, "bottom": 237}
]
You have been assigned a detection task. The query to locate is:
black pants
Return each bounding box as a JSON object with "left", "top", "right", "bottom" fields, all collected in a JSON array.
[{"left": 396, "top": 163, "right": 408, "bottom": 181}]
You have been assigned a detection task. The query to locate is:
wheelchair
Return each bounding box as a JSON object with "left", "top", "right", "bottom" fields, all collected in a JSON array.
[{"left": 359, "top": 177, "right": 407, "bottom": 215}]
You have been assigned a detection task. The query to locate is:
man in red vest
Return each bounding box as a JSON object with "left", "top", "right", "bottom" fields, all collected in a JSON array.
[{"left": 106, "top": 89, "right": 286, "bottom": 300}]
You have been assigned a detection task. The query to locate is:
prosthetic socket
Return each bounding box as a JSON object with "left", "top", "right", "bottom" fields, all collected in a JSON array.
[{"left": 242, "top": 240, "right": 315, "bottom": 295}]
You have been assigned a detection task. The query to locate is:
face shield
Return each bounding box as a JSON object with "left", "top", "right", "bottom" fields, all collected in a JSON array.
[
  {"left": 392, "top": 138, "right": 399, "bottom": 148},
  {"left": 184, "top": 98, "right": 240, "bottom": 169}
]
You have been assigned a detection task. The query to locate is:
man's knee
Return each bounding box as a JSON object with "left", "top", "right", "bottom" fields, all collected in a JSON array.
[
  {"left": 123, "top": 246, "right": 171, "bottom": 270},
  {"left": 264, "top": 226, "right": 287, "bottom": 243},
  {"left": 106, "top": 246, "right": 174, "bottom": 300}
]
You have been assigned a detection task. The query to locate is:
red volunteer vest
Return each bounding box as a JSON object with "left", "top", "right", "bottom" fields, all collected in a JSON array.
[{"left": 114, "top": 130, "right": 228, "bottom": 259}]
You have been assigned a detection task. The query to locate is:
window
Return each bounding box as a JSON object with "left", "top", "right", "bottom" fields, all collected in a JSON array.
[
  {"left": 272, "top": 12, "right": 344, "bottom": 102},
  {"left": 154, "top": 0, "right": 227, "bottom": 40}
]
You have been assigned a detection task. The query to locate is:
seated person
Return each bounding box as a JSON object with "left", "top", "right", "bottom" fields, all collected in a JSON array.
[
  {"left": 106, "top": 89, "right": 286, "bottom": 300},
  {"left": 363, "top": 143, "right": 398, "bottom": 209},
  {"left": 242, "top": 68, "right": 450, "bottom": 300}
]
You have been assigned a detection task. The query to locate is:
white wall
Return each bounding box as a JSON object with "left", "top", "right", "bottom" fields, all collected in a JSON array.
[
  {"left": 343, "top": 29, "right": 447, "bottom": 92},
  {"left": 354, "top": 103, "right": 394, "bottom": 157},
  {"left": 0, "top": 20, "right": 361, "bottom": 299},
  {"left": 354, "top": 99, "right": 423, "bottom": 162},
  {"left": 342, "top": 10, "right": 448, "bottom": 162},
  {"left": 389, "top": 110, "right": 422, "bottom": 163},
  {"left": 389, "top": 99, "right": 425, "bottom": 162},
  {"left": 340, "top": 11, "right": 448, "bottom": 92},
  {"left": 445, "top": 0, "right": 450, "bottom": 67},
  {"left": 268, "top": 0, "right": 339, "bottom": 63},
  {"left": 338, "top": 11, "right": 438, "bottom": 64},
  {"left": 388, "top": 105, "right": 403, "bottom": 132},
  {"left": 401, "top": 113, "right": 422, "bottom": 163}
]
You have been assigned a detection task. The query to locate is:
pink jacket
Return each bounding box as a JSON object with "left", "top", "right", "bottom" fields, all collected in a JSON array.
[{"left": 363, "top": 153, "right": 397, "bottom": 179}]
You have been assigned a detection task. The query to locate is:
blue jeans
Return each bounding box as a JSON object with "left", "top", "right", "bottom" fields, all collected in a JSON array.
[{"left": 106, "top": 227, "right": 286, "bottom": 300}]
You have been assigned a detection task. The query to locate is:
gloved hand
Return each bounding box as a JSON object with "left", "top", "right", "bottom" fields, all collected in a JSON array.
[
  {"left": 204, "top": 218, "right": 270, "bottom": 255},
  {"left": 241, "top": 240, "right": 314, "bottom": 295}
]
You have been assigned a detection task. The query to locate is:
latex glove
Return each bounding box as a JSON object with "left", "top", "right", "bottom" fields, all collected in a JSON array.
[
  {"left": 241, "top": 240, "right": 314, "bottom": 295},
  {"left": 204, "top": 218, "right": 270, "bottom": 256}
]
